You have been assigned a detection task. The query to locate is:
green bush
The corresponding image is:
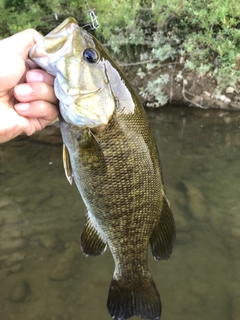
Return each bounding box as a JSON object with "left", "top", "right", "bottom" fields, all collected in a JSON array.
[
  {"left": 1, "top": 0, "right": 240, "bottom": 104},
  {"left": 0, "top": 0, "right": 86, "bottom": 36}
]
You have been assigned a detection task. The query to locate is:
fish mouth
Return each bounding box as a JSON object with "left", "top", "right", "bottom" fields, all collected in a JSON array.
[
  {"left": 44, "top": 19, "right": 79, "bottom": 54},
  {"left": 29, "top": 17, "right": 80, "bottom": 59}
]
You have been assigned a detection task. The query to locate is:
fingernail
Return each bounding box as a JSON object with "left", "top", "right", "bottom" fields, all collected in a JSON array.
[
  {"left": 15, "top": 84, "right": 32, "bottom": 97},
  {"left": 14, "top": 103, "right": 30, "bottom": 111},
  {"left": 27, "top": 71, "right": 44, "bottom": 82}
]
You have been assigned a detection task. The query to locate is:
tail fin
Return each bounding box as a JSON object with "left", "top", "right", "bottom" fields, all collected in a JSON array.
[{"left": 107, "top": 277, "right": 161, "bottom": 320}]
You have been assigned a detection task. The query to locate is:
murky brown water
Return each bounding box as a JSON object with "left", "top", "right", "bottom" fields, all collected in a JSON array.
[{"left": 1, "top": 106, "right": 240, "bottom": 320}]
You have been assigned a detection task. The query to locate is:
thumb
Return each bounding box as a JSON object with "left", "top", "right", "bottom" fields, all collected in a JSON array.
[
  {"left": 6, "top": 29, "right": 43, "bottom": 61},
  {"left": 0, "top": 29, "right": 43, "bottom": 93}
]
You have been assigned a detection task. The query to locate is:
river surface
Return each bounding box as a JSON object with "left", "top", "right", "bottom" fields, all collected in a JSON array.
[{"left": 0, "top": 106, "right": 240, "bottom": 320}]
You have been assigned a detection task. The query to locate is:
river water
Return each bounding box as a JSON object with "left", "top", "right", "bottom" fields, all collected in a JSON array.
[{"left": 0, "top": 106, "right": 240, "bottom": 320}]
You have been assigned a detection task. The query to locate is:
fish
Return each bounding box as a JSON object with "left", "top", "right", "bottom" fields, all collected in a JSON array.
[{"left": 29, "top": 17, "right": 176, "bottom": 320}]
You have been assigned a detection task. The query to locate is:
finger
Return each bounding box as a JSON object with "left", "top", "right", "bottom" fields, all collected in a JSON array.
[
  {"left": 0, "top": 30, "right": 42, "bottom": 90},
  {"left": 22, "top": 116, "right": 58, "bottom": 137},
  {"left": 26, "top": 69, "right": 55, "bottom": 86},
  {"left": 14, "top": 100, "right": 59, "bottom": 121},
  {"left": 14, "top": 82, "right": 58, "bottom": 105}
]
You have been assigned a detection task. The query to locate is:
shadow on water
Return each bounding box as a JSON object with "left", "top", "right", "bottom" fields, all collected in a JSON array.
[{"left": 0, "top": 106, "right": 240, "bottom": 320}]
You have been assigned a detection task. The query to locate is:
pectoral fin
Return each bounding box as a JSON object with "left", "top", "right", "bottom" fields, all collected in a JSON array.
[
  {"left": 80, "top": 217, "right": 107, "bottom": 256},
  {"left": 63, "top": 144, "right": 73, "bottom": 185},
  {"left": 150, "top": 195, "right": 176, "bottom": 260}
]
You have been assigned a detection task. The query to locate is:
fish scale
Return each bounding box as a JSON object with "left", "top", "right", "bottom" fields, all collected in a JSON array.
[{"left": 29, "top": 17, "right": 176, "bottom": 320}]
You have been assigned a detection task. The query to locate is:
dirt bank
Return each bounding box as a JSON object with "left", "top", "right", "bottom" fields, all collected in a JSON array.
[{"left": 124, "top": 63, "right": 240, "bottom": 110}]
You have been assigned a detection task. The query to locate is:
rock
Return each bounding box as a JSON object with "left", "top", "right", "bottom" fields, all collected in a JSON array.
[
  {"left": 9, "top": 229, "right": 22, "bottom": 239},
  {"left": 39, "top": 234, "right": 58, "bottom": 249},
  {"left": 223, "top": 117, "right": 231, "bottom": 124},
  {"left": 218, "top": 94, "right": 231, "bottom": 103},
  {"left": 49, "top": 242, "right": 80, "bottom": 281},
  {"left": 29, "top": 234, "right": 59, "bottom": 249},
  {"left": 5, "top": 252, "right": 25, "bottom": 267},
  {"left": 176, "top": 231, "right": 192, "bottom": 245},
  {"left": 0, "top": 218, "right": 4, "bottom": 227},
  {"left": 0, "top": 269, "right": 9, "bottom": 279},
  {"left": 179, "top": 56, "right": 185, "bottom": 64},
  {"left": 10, "top": 263, "right": 23, "bottom": 273},
  {"left": 49, "top": 316, "right": 63, "bottom": 320},
  {"left": 29, "top": 238, "right": 40, "bottom": 248},
  {"left": 183, "top": 182, "right": 209, "bottom": 221},
  {"left": 231, "top": 227, "right": 240, "bottom": 237},
  {"left": 32, "top": 312, "right": 68, "bottom": 320},
  {"left": 232, "top": 298, "right": 240, "bottom": 319},
  {"left": 0, "top": 254, "right": 9, "bottom": 263},
  {"left": 231, "top": 284, "right": 240, "bottom": 318},
  {"left": 0, "top": 238, "right": 27, "bottom": 251},
  {"left": 203, "top": 91, "right": 211, "bottom": 97},
  {"left": 218, "top": 111, "right": 229, "bottom": 117},
  {"left": 9, "top": 280, "right": 30, "bottom": 302},
  {"left": 174, "top": 214, "right": 190, "bottom": 232},
  {"left": 0, "top": 198, "right": 13, "bottom": 208},
  {"left": 224, "top": 97, "right": 231, "bottom": 103},
  {"left": 32, "top": 313, "right": 70, "bottom": 320},
  {"left": 234, "top": 95, "right": 240, "bottom": 102},
  {"left": 41, "top": 316, "right": 63, "bottom": 320},
  {"left": 219, "top": 95, "right": 225, "bottom": 101},
  {"left": 226, "top": 86, "right": 235, "bottom": 94},
  {"left": 189, "top": 276, "right": 209, "bottom": 296}
]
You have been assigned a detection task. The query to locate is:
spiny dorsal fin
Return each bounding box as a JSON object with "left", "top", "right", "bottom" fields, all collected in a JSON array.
[
  {"left": 150, "top": 194, "right": 176, "bottom": 260},
  {"left": 80, "top": 217, "right": 107, "bottom": 256},
  {"left": 63, "top": 144, "right": 73, "bottom": 185}
]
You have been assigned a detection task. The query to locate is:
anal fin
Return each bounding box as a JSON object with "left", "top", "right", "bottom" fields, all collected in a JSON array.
[
  {"left": 80, "top": 217, "right": 107, "bottom": 256},
  {"left": 150, "top": 195, "right": 176, "bottom": 260}
]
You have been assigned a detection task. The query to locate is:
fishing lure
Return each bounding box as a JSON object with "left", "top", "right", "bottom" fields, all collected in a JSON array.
[{"left": 83, "top": 0, "right": 99, "bottom": 30}]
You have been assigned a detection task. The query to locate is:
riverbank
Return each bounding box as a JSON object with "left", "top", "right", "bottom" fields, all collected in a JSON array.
[{"left": 124, "top": 62, "right": 240, "bottom": 111}]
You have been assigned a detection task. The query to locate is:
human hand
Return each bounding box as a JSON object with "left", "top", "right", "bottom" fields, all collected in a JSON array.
[{"left": 0, "top": 29, "right": 59, "bottom": 144}]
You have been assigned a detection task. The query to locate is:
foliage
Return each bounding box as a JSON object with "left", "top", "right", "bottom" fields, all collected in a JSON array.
[
  {"left": 139, "top": 73, "right": 170, "bottom": 107},
  {"left": 152, "top": 0, "right": 240, "bottom": 90},
  {"left": 1, "top": 0, "right": 240, "bottom": 105},
  {"left": 0, "top": 0, "right": 87, "bottom": 36}
]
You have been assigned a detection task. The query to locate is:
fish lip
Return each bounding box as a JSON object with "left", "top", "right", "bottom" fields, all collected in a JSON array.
[
  {"left": 47, "top": 17, "right": 79, "bottom": 37},
  {"left": 29, "top": 17, "right": 80, "bottom": 60}
]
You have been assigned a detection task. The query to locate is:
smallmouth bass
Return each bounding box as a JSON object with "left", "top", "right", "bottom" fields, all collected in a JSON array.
[{"left": 29, "top": 17, "right": 176, "bottom": 320}]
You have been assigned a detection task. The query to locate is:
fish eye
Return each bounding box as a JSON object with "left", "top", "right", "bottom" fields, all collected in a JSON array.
[{"left": 83, "top": 48, "right": 99, "bottom": 63}]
